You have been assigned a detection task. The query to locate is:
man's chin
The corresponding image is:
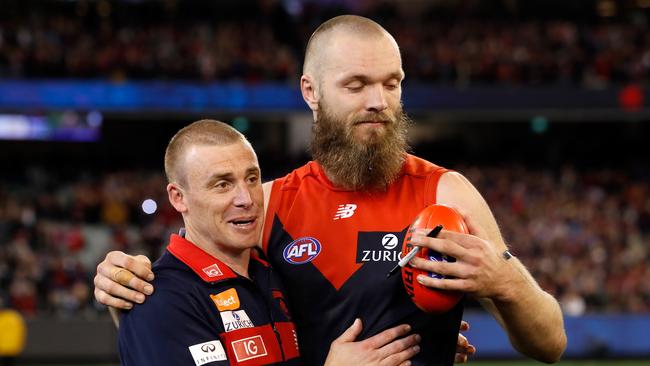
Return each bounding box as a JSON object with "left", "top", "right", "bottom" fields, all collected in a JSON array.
[{"left": 352, "top": 126, "right": 385, "bottom": 143}]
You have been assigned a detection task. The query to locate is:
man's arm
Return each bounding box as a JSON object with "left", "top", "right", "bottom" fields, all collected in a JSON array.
[{"left": 411, "top": 171, "right": 566, "bottom": 363}]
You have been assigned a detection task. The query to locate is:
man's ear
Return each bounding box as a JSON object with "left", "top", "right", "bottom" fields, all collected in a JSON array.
[
  {"left": 167, "top": 183, "right": 188, "bottom": 213},
  {"left": 300, "top": 74, "right": 320, "bottom": 112}
]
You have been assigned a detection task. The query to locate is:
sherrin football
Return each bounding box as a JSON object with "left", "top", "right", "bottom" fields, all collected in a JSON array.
[{"left": 401, "top": 204, "right": 468, "bottom": 313}]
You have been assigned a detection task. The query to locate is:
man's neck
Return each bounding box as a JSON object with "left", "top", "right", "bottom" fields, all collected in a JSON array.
[{"left": 184, "top": 230, "right": 251, "bottom": 278}]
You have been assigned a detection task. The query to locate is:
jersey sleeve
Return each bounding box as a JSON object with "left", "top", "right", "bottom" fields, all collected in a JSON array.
[
  {"left": 119, "top": 286, "right": 229, "bottom": 366},
  {"left": 262, "top": 178, "right": 284, "bottom": 255},
  {"left": 424, "top": 166, "right": 450, "bottom": 205}
]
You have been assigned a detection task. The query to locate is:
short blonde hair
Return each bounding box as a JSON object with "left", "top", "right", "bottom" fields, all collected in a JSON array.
[{"left": 164, "top": 119, "right": 246, "bottom": 187}]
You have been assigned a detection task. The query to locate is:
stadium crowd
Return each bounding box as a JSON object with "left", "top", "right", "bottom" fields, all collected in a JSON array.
[
  {"left": 1, "top": 1, "right": 650, "bottom": 86},
  {"left": 1, "top": 164, "right": 648, "bottom": 317},
  {"left": 1, "top": 0, "right": 649, "bottom": 320}
]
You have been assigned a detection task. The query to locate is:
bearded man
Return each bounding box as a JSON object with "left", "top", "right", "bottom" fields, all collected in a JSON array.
[{"left": 94, "top": 15, "right": 566, "bottom": 365}]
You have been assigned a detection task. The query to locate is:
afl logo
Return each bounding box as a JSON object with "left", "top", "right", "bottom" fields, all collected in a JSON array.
[{"left": 283, "top": 237, "right": 321, "bottom": 264}]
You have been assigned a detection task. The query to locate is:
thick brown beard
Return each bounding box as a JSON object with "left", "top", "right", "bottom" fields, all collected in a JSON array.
[{"left": 310, "top": 103, "right": 411, "bottom": 191}]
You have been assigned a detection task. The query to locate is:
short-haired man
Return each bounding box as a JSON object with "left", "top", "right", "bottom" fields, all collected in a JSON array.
[{"left": 118, "top": 120, "right": 303, "bottom": 365}]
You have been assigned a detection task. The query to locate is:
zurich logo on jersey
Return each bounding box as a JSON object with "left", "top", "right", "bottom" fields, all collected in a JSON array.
[{"left": 283, "top": 237, "right": 321, "bottom": 264}]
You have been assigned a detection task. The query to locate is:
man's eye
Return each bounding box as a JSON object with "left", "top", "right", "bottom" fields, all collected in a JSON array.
[
  {"left": 247, "top": 175, "right": 259, "bottom": 184},
  {"left": 346, "top": 84, "right": 363, "bottom": 92},
  {"left": 215, "top": 181, "right": 230, "bottom": 190}
]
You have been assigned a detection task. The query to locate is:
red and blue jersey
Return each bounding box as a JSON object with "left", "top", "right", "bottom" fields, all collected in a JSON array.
[
  {"left": 263, "top": 154, "right": 464, "bottom": 365},
  {"left": 119, "top": 234, "right": 300, "bottom": 366}
]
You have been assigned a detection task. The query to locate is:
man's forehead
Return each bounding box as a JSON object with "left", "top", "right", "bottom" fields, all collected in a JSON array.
[
  {"left": 320, "top": 32, "right": 402, "bottom": 78},
  {"left": 184, "top": 143, "right": 258, "bottom": 176}
]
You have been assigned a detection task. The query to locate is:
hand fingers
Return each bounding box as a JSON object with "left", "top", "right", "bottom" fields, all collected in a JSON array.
[
  {"left": 457, "top": 333, "right": 468, "bottom": 349},
  {"left": 456, "top": 342, "right": 476, "bottom": 357},
  {"left": 94, "top": 272, "right": 147, "bottom": 304},
  {"left": 113, "top": 268, "right": 135, "bottom": 286},
  {"left": 381, "top": 344, "right": 420, "bottom": 365},
  {"left": 379, "top": 334, "right": 420, "bottom": 362},
  {"left": 410, "top": 234, "right": 469, "bottom": 259},
  {"left": 334, "top": 318, "right": 363, "bottom": 343},
  {"left": 454, "top": 352, "right": 468, "bottom": 363},
  {"left": 467, "top": 344, "right": 476, "bottom": 355},
  {"left": 106, "top": 251, "right": 154, "bottom": 281},
  {"left": 135, "top": 255, "right": 153, "bottom": 269},
  {"left": 364, "top": 324, "right": 412, "bottom": 349},
  {"left": 436, "top": 230, "right": 481, "bottom": 249},
  {"left": 97, "top": 262, "right": 154, "bottom": 296},
  {"left": 93, "top": 287, "right": 133, "bottom": 309},
  {"left": 460, "top": 320, "right": 469, "bottom": 332},
  {"left": 416, "top": 275, "right": 472, "bottom": 292},
  {"left": 409, "top": 257, "right": 468, "bottom": 279}
]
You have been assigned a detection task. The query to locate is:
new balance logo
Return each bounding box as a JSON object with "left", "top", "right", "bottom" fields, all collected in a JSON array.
[{"left": 334, "top": 204, "right": 357, "bottom": 220}]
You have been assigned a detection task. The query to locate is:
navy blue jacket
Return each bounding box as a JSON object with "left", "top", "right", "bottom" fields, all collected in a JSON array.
[{"left": 119, "top": 234, "right": 301, "bottom": 365}]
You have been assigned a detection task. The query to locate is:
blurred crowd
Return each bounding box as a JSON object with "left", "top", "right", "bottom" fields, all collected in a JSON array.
[
  {"left": 0, "top": 168, "right": 180, "bottom": 318},
  {"left": 1, "top": 1, "right": 650, "bottom": 86},
  {"left": 1, "top": 164, "right": 648, "bottom": 318},
  {"left": 462, "top": 165, "right": 650, "bottom": 314}
]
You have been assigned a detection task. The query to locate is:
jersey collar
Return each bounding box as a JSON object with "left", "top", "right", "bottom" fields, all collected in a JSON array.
[{"left": 167, "top": 234, "right": 238, "bottom": 283}]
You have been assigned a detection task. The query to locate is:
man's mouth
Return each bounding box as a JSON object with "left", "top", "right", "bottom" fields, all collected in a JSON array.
[
  {"left": 228, "top": 217, "right": 257, "bottom": 228},
  {"left": 354, "top": 120, "right": 387, "bottom": 126}
]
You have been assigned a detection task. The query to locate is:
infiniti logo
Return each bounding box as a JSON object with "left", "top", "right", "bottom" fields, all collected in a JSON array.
[{"left": 201, "top": 343, "right": 216, "bottom": 352}]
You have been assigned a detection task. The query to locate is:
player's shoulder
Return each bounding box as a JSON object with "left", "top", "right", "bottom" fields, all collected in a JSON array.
[
  {"left": 402, "top": 154, "right": 449, "bottom": 178},
  {"left": 272, "top": 161, "right": 320, "bottom": 190},
  {"left": 121, "top": 254, "right": 205, "bottom": 330},
  {"left": 140, "top": 251, "right": 203, "bottom": 304}
]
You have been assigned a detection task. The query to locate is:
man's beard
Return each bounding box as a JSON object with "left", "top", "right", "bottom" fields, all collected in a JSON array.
[{"left": 310, "top": 103, "right": 411, "bottom": 191}]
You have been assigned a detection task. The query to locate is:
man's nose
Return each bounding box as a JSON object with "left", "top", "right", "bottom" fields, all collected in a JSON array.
[
  {"left": 233, "top": 184, "right": 253, "bottom": 208},
  {"left": 365, "top": 84, "right": 388, "bottom": 113}
]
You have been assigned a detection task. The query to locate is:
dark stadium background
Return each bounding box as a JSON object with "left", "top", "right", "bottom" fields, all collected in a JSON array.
[{"left": 1, "top": 0, "right": 649, "bottom": 364}]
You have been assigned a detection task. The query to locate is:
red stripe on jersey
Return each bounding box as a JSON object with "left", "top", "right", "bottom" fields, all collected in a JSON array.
[{"left": 275, "top": 322, "right": 300, "bottom": 360}]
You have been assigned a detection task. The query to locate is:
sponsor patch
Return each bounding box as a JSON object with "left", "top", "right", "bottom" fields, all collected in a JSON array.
[
  {"left": 188, "top": 340, "right": 227, "bottom": 365},
  {"left": 283, "top": 237, "right": 321, "bottom": 264},
  {"left": 202, "top": 264, "right": 223, "bottom": 278},
  {"left": 220, "top": 310, "right": 254, "bottom": 332},
  {"left": 211, "top": 288, "right": 240, "bottom": 311},
  {"left": 231, "top": 335, "right": 268, "bottom": 362},
  {"left": 356, "top": 229, "right": 407, "bottom": 264}
]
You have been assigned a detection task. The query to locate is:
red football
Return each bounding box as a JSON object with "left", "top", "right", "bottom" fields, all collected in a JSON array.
[{"left": 401, "top": 204, "right": 468, "bottom": 313}]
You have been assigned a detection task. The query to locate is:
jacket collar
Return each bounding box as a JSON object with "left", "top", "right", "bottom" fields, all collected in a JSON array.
[{"left": 166, "top": 234, "right": 239, "bottom": 283}]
